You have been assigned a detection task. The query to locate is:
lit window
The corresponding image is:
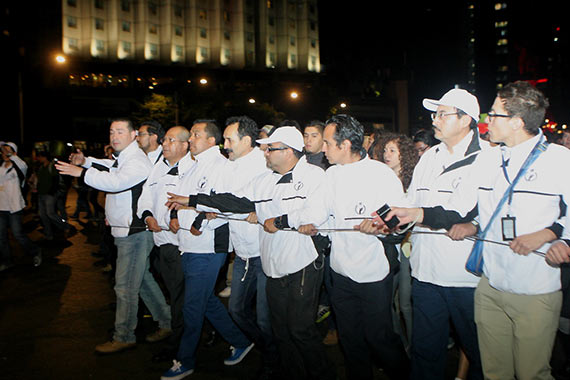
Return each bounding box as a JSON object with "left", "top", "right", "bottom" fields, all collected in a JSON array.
[
  {"left": 68, "top": 38, "right": 78, "bottom": 50},
  {"left": 122, "top": 21, "right": 131, "bottom": 32},
  {"left": 149, "top": 24, "right": 158, "bottom": 34},
  {"left": 200, "top": 47, "right": 208, "bottom": 58},
  {"left": 290, "top": 36, "right": 295, "bottom": 46},
  {"left": 175, "top": 45, "right": 183, "bottom": 56},
  {"left": 495, "top": 21, "right": 508, "bottom": 28},
  {"left": 497, "top": 38, "right": 508, "bottom": 46},
  {"left": 149, "top": 43, "right": 158, "bottom": 57},
  {"left": 175, "top": 25, "right": 183, "bottom": 36},
  {"left": 223, "top": 11, "right": 230, "bottom": 22},
  {"left": 290, "top": 53, "right": 296, "bottom": 64},
  {"left": 494, "top": 3, "right": 507, "bottom": 10},
  {"left": 96, "top": 39, "right": 105, "bottom": 52},
  {"left": 95, "top": 18, "right": 104, "bottom": 30},
  {"left": 267, "top": 0, "right": 273, "bottom": 9},
  {"left": 200, "top": 28, "right": 207, "bottom": 38},
  {"left": 199, "top": 9, "right": 207, "bottom": 20},
  {"left": 122, "top": 41, "right": 131, "bottom": 53}
]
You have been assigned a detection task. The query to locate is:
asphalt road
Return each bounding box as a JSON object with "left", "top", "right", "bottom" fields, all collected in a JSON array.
[{"left": 0, "top": 188, "right": 469, "bottom": 380}]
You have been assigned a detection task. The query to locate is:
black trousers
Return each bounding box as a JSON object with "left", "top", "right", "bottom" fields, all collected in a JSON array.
[
  {"left": 266, "top": 256, "right": 334, "bottom": 380},
  {"left": 331, "top": 270, "right": 409, "bottom": 380},
  {"left": 158, "top": 243, "right": 185, "bottom": 352}
]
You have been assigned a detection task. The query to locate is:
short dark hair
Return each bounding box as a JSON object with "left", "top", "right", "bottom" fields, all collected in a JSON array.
[
  {"left": 226, "top": 116, "right": 258, "bottom": 147},
  {"left": 325, "top": 114, "right": 364, "bottom": 154},
  {"left": 193, "top": 119, "right": 221, "bottom": 145},
  {"left": 497, "top": 81, "right": 550, "bottom": 135},
  {"left": 412, "top": 128, "right": 438, "bottom": 147},
  {"left": 140, "top": 120, "right": 165, "bottom": 143},
  {"left": 304, "top": 120, "right": 325, "bottom": 134},
  {"left": 279, "top": 119, "right": 302, "bottom": 132},
  {"left": 110, "top": 117, "right": 135, "bottom": 131}
]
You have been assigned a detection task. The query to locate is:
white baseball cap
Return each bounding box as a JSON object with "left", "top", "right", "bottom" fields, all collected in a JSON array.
[
  {"left": 3, "top": 142, "right": 18, "bottom": 154},
  {"left": 423, "top": 88, "right": 480, "bottom": 122},
  {"left": 256, "top": 126, "right": 304, "bottom": 152}
]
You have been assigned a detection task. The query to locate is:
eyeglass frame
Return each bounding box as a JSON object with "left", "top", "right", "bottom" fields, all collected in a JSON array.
[
  {"left": 266, "top": 146, "right": 290, "bottom": 152},
  {"left": 430, "top": 112, "right": 460, "bottom": 121},
  {"left": 486, "top": 112, "right": 512, "bottom": 122}
]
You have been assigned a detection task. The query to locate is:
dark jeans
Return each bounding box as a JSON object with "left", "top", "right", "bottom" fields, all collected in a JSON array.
[
  {"left": 331, "top": 270, "right": 409, "bottom": 380},
  {"left": 229, "top": 256, "right": 278, "bottom": 368},
  {"left": 0, "top": 210, "right": 40, "bottom": 263},
  {"left": 265, "top": 256, "right": 333, "bottom": 380},
  {"left": 410, "top": 279, "right": 483, "bottom": 380},
  {"left": 158, "top": 244, "right": 185, "bottom": 353},
  {"left": 319, "top": 254, "right": 337, "bottom": 330},
  {"left": 38, "top": 194, "right": 71, "bottom": 238},
  {"left": 178, "top": 252, "right": 250, "bottom": 369}
]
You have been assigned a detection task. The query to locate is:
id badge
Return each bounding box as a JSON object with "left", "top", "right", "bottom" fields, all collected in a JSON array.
[{"left": 501, "top": 216, "right": 516, "bottom": 241}]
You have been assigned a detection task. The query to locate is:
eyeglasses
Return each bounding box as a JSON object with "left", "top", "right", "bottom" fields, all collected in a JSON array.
[
  {"left": 266, "top": 146, "right": 289, "bottom": 152},
  {"left": 137, "top": 132, "right": 153, "bottom": 137},
  {"left": 430, "top": 112, "right": 459, "bottom": 121},
  {"left": 487, "top": 112, "right": 512, "bottom": 121}
]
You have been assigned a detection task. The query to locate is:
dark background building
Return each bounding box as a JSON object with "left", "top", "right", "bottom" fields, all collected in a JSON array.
[{"left": 2, "top": 0, "right": 569, "bottom": 151}]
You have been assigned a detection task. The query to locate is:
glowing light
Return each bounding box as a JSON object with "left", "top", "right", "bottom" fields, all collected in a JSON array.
[
  {"left": 199, "top": 78, "right": 208, "bottom": 85},
  {"left": 249, "top": 98, "right": 256, "bottom": 104},
  {"left": 55, "top": 55, "right": 66, "bottom": 64},
  {"left": 290, "top": 91, "right": 298, "bottom": 99}
]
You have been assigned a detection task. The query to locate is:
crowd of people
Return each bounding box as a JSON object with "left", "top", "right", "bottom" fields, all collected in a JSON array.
[{"left": 1, "top": 80, "right": 570, "bottom": 380}]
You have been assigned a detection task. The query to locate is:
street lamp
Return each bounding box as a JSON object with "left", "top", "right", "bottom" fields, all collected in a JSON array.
[
  {"left": 340, "top": 102, "right": 347, "bottom": 109},
  {"left": 248, "top": 98, "right": 256, "bottom": 104},
  {"left": 290, "top": 91, "right": 299, "bottom": 100},
  {"left": 55, "top": 54, "right": 66, "bottom": 64},
  {"left": 199, "top": 78, "right": 208, "bottom": 85}
]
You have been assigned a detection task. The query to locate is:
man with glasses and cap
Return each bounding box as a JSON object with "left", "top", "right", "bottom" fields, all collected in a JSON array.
[
  {"left": 368, "top": 81, "right": 570, "bottom": 380},
  {"left": 364, "top": 88, "right": 488, "bottom": 379},
  {"left": 166, "top": 125, "right": 334, "bottom": 380}
]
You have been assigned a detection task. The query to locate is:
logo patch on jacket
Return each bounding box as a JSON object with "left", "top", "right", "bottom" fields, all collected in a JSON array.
[{"left": 355, "top": 202, "right": 366, "bottom": 215}]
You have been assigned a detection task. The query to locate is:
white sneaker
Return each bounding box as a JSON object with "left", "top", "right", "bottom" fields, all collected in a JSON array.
[
  {"left": 218, "top": 286, "right": 231, "bottom": 298},
  {"left": 33, "top": 252, "right": 42, "bottom": 267}
]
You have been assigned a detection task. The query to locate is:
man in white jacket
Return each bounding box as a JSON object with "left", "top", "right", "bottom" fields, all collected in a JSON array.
[
  {"left": 56, "top": 118, "right": 171, "bottom": 354},
  {"left": 167, "top": 126, "right": 334, "bottom": 380},
  {"left": 160, "top": 120, "right": 252, "bottom": 380},
  {"left": 0, "top": 142, "right": 42, "bottom": 270},
  {"left": 137, "top": 126, "right": 195, "bottom": 361},
  {"left": 299, "top": 114, "right": 410, "bottom": 380}
]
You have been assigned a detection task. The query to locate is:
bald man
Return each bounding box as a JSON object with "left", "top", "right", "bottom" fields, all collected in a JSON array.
[{"left": 138, "top": 126, "right": 195, "bottom": 361}]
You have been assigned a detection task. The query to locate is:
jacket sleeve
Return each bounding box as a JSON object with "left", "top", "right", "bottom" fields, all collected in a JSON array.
[
  {"left": 9, "top": 155, "right": 28, "bottom": 187},
  {"left": 84, "top": 155, "right": 151, "bottom": 193}
]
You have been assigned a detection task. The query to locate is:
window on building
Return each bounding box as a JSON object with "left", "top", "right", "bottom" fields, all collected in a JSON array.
[
  {"left": 200, "top": 47, "right": 208, "bottom": 58},
  {"left": 247, "top": 14, "right": 253, "bottom": 24},
  {"left": 122, "top": 41, "right": 132, "bottom": 53},
  {"left": 174, "top": 5, "right": 183, "bottom": 17},
  {"left": 149, "top": 43, "right": 158, "bottom": 57},
  {"left": 267, "top": 0, "right": 273, "bottom": 9},
  {"left": 122, "top": 21, "right": 131, "bottom": 32},
  {"left": 200, "top": 28, "right": 207, "bottom": 38},
  {"left": 175, "top": 25, "right": 183, "bottom": 36},
  {"left": 497, "top": 38, "right": 508, "bottom": 46},
  {"left": 289, "top": 18, "right": 295, "bottom": 29},
  {"left": 224, "top": 31, "right": 231, "bottom": 40},
  {"left": 223, "top": 11, "right": 230, "bottom": 22},
  {"left": 268, "top": 52, "right": 275, "bottom": 66},
  {"left": 290, "top": 53, "right": 296, "bottom": 64},
  {"left": 310, "top": 55, "right": 316, "bottom": 67},
  {"left": 246, "top": 32, "right": 253, "bottom": 42},
  {"left": 309, "top": 3, "right": 315, "bottom": 13},
  {"left": 310, "top": 39, "right": 316, "bottom": 48},
  {"left": 67, "top": 0, "right": 77, "bottom": 7},
  {"left": 96, "top": 39, "right": 105, "bottom": 52},
  {"left": 268, "top": 16, "right": 274, "bottom": 26},
  {"left": 290, "top": 36, "right": 295, "bottom": 46},
  {"left": 149, "top": 1, "right": 158, "bottom": 15},
  {"left": 68, "top": 38, "right": 78, "bottom": 50},
  {"left": 95, "top": 18, "right": 104, "bottom": 30},
  {"left": 121, "top": 0, "right": 130, "bottom": 12},
  {"left": 269, "top": 35, "right": 275, "bottom": 44},
  {"left": 175, "top": 45, "right": 183, "bottom": 57},
  {"left": 94, "top": 0, "right": 104, "bottom": 10},
  {"left": 67, "top": 16, "right": 77, "bottom": 28},
  {"left": 310, "top": 21, "right": 316, "bottom": 31},
  {"left": 199, "top": 9, "right": 207, "bottom": 20},
  {"left": 149, "top": 24, "right": 158, "bottom": 34},
  {"left": 246, "top": 50, "right": 254, "bottom": 65}
]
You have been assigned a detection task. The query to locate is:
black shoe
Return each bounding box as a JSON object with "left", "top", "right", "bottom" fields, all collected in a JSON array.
[
  {"left": 204, "top": 330, "right": 218, "bottom": 347},
  {"left": 93, "top": 259, "right": 108, "bottom": 267},
  {"left": 152, "top": 348, "right": 176, "bottom": 363}
]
